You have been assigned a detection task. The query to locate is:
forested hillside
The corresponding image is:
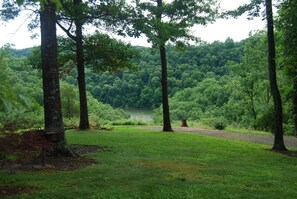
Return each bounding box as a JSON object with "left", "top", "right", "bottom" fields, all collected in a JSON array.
[{"left": 62, "top": 38, "right": 245, "bottom": 109}]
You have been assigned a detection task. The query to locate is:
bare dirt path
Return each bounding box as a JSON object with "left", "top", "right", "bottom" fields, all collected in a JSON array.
[{"left": 139, "top": 126, "right": 297, "bottom": 148}]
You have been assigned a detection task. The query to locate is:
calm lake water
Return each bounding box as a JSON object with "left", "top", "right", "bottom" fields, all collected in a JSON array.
[{"left": 124, "top": 108, "right": 154, "bottom": 122}]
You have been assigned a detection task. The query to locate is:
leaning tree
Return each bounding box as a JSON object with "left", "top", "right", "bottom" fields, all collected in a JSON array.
[
  {"left": 223, "top": 0, "right": 287, "bottom": 150},
  {"left": 265, "top": 0, "right": 286, "bottom": 150}
]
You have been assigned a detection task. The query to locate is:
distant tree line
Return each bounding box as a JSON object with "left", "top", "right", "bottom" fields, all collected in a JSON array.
[{"left": 67, "top": 38, "right": 244, "bottom": 109}]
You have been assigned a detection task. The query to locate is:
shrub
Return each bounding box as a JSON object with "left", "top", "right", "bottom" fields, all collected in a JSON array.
[
  {"left": 252, "top": 107, "right": 275, "bottom": 132},
  {"left": 63, "top": 118, "right": 79, "bottom": 130},
  {"left": 283, "top": 121, "right": 295, "bottom": 136},
  {"left": 110, "top": 120, "right": 147, "bottom": 126},
  {"left": 89, "top": 114, "right": 105, "bottom": 129},
  {"left": 0, "top": 108, "right": 43, "bottom": 131},
  {"left": 214, "top": 121, "right": 227, "bottom": 130},
  {"left": 201, "top": 117, "right": 227, "bottom": 130}
]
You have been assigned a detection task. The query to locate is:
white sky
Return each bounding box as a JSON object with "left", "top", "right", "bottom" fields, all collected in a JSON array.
[{"left": 0, "top": 0, "right": 265, "bottom": 49}]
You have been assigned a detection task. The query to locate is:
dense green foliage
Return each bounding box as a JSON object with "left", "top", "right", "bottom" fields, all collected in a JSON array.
[
  {"left": 154, "top": 32, "right": 294, "bottom": 134},
  {"left": 60, "top": 82, "right": 129, "bottom": 128},
  {"left": 0, "top": 46, "right": 128, "bottom": 131},
  {"left": 131, "top": 0, "right": 218, "bottom": 47},
  {"left": 277, "top": 0, "right": 297, "bottom": 135},
  {"left": 154, "top": 33, "right": 271, "bottom": 129},
  {"left": 0, "top": 46, "right": 43, "bottom": 131},
  {"left": 1, "top": 127, "right": 297, "bottom": 198},
  {"left": 28, "top": 33, "right": 137, "bottom": 76}
]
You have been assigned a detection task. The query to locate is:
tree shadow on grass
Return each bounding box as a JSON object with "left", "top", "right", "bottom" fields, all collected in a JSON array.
[{"left": 267, "top": 149, "right": 297, "bottom": 158}]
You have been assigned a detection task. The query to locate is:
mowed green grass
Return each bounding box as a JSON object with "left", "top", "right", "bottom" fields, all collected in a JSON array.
[{"left": 1, "top": 127, "right": 297, "bottom": 199}]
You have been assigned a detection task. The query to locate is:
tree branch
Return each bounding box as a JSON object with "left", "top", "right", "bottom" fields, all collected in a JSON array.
[{"left": 56, "top": 20, "right": 76, "bottom": 41}]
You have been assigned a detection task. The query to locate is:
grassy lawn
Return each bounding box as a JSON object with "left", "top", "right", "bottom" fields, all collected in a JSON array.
[
  {"left": 225, "top": 126, "right": 272, "bottom": 135},
  {"left": 1, "top": 126, "right": 297, "bottom": 198}
]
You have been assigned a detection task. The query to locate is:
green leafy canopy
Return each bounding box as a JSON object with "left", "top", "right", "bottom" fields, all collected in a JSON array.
[{"left": 132, "top": 0, "right": 218, "bottom": 46}]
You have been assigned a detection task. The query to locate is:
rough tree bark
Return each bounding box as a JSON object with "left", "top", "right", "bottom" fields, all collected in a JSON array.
[
  {"left": 40, "top": 1, "right": 74, "bottom": 155},
  {"left": 265, "top": 0, "right": 287, "bottom": 150},
  {"left": 74, "top": 0, "right": 90, "bottom": 130}
]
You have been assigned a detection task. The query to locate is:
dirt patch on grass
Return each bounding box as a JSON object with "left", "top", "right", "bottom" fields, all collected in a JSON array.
[
  {"left": 0, "top": 185, "right": 35, "bottom": 197},
  {"left": 0, "top": 131, "right": 111, "bottom": 198},
  {"left": 0, "top": 131, "right": 109, "bottom": 172},
  {"left": 1, "top": 144, "right": 102, "bottom": 172}
]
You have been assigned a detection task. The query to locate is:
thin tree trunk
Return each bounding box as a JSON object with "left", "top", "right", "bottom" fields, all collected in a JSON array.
[
  {"left": 40, "top": 1, "right": 67, "bottom": 153},
  {"left": 159, "top": 45, "right": 173, "bottom": 132},
  {"left": 156, "top": 0, "right": 173, "bottom": 132},
  {"left": 293, "top": 76, "right": 297, "bottom": 136},
  {"left": 265, "top": 0, "right": 287, "bottom": 150},
  {"left": 74, "top": 0, "right": 90, "bottom": 130},
  {"left": 249, "top": 91, "right": 257, "bottom": 119}
]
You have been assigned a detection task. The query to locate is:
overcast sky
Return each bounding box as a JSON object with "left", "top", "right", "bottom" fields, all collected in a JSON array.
[{"left": 0, "top": 0, "right": 265, "bottom": 49}]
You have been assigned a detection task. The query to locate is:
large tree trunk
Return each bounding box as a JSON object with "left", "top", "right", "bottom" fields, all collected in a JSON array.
[
  {"left": 40, "top": 1, "right": 72, "bottom": 155},
  {"left": 265, "top": 0, "right": 287, "bottom": 151},
  {"left": 74, "top": 0, "right": 90, "bottom": 130}
]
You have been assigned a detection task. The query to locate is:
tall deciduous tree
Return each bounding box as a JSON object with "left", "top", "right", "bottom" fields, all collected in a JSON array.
[
  {"left": 132, "top": 0, "right": 218, "bottom": 132},
  {"left": 231, "top": 32, "right": 270, "bottom": 122}
]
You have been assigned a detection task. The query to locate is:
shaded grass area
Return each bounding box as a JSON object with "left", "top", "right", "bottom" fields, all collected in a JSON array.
[{"left": 1, "top": 127, "right": 297, "bottom": 198}]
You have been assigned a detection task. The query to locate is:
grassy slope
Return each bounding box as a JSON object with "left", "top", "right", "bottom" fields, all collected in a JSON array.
[{"left": 1, "top": 127, "right": 297, "bottom": 199}]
